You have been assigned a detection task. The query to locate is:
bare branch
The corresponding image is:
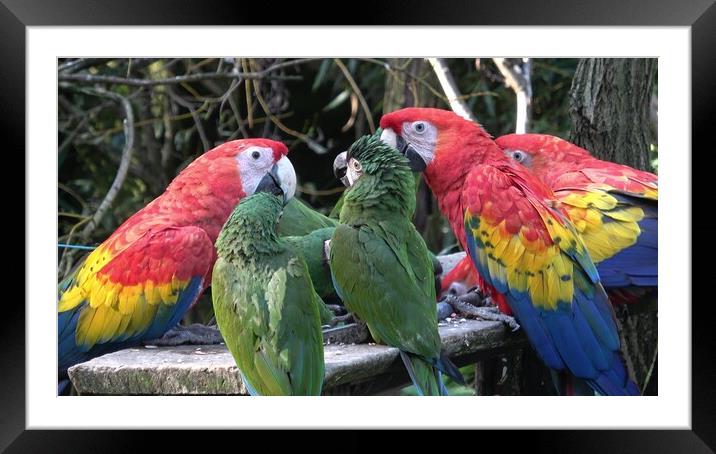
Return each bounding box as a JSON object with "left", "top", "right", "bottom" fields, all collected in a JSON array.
[
  {"left": 167, "top": 86, "right": 211, "bottom": 151},
  {"left": 249, "top": 61, "right": 327, "bottom": 155},
  {"left": 57, "top": 58, "right": 322, "bottom": 87},
  {"left": 493, "top": 58, "right": 533, "bottom": 133},
  {"left": 427, "top": 58, "right": 476, "bottom": 122},
  {"left": 58, "top": 58, "right": 111, "bottom": 74},
  {"left": 361, "top": 57, "right": 449, "bottom": 104},
  {"left": 334, "top": 59, "right": 376, "bottom": 133},
  {"left": 79, "top": 87, "right": 135, "bottom": 239}
]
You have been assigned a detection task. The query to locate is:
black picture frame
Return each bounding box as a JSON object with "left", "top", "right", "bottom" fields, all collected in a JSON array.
[{"left": 9, "top": 0, "right": 709, "bottom": 450}]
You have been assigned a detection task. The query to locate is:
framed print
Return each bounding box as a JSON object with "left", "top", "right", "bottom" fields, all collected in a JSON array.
[{"left": 9, "top": 0, "right": 711, "bottom": 450}]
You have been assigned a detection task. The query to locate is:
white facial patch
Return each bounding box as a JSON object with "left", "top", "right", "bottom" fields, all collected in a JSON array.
[
  {"left": 402, "top": 121, "right": 438, "bottom": 166},
  {"left": 236, "top": 146, "right": 277, "bottom": 196},
  {"left": 346, "top": 158, "right": 363, "bottom": 186}
]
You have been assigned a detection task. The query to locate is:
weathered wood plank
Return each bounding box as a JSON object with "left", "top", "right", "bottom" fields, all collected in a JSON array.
[
  {"left": 67, "top": 251, "right": 530, "bottom": 395},
  {"left": 68, "top": 319, "right": 526, "bottom": 395}
]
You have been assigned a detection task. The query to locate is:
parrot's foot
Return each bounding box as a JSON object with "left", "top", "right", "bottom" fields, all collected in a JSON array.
[
  {"left": 145, "top": 323, "right": 225, "bottom": 347},
  {"left": 438, "top": 285, "right": 487, "bottom": 311},
  {"left": 440, "top": 292, "right": 520, "bottom": 332},
  {"left": 436, "top": 301, "right": 455, "bottom": 320},
  {"left": 440, "top": 281, "right": 470, "bottom": 299},
  {"left": 325, "top": 304, "right": 347, "bottom": 316},
  {"left": 323, "top": 313, "right": 355, "bottom": 328},
  {"left": 320, "top": 304, "right": 354, "bottom": 327},
  {"left": 468, "top": 306, "right": 521, "bottom": 332}
]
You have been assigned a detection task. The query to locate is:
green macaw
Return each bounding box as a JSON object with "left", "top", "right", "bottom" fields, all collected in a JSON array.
[
  {"left": 212, "top": 190, "right": 325, "bottom": 396},
  {"left": 282, "top": 227, "right": 334, "bottom": 300},
  {"left": 332, "top": 129, "right": 443, "bottom": 295},
  {"left": 280, "top": 176, "right": 439, "bottom": 305},
  {"left": 277, "top": 199, "right": 341, "bottom": 324},
  {"left": 281, "top": 226, "right": 342, "bottom": 325},
  {"left": 279, "top": 198, "right": 338, "bottom": 236},
  {"left": 328, "top": 134, "right": 464, "bottom": 396}
]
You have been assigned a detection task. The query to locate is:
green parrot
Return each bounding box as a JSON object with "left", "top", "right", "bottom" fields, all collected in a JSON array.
[
  {"left": 281, "top": 226, "right": 347, "bottom": 325},
  {"left": 279, "top": 171, "right": 438, "bottom": 306},
  {"left": 212, "top": 187, "right": 325, "bottom": 396},
  {"left": 282, "top": 227, "right": 334, "bottom": 300},
  {"left": 278, "top": 198, "right": 338, "bottom": 236},
  {"left": 276, "top": 199, "right": 342, "bottom": 325},
  {"left": 328, "top": 134, "right": 464, "bottom": 396}
]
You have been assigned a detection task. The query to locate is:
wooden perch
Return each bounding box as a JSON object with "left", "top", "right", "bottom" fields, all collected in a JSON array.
[{"left": 66, "top": 253, "right": 527, "bottom": 395}]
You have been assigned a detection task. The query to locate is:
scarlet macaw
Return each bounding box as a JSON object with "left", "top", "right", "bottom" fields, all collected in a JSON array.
[
  {"left": 379, "top": 108, "right": 639, "bottom": 395},
  {"left": 441, "top": 134, "right": 657, "bottom": 307},
  {"left": 58, "top": 139, "right": 294, "bottom": 390}
]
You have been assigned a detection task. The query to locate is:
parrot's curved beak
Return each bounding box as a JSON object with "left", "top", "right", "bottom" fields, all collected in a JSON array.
[
  {"left": 333, "top": 151, "right": 349, "bottom": 187},
  {"left": 256, "top": 155, "right": 296, "bottom": 205},
  {"left": 380, "top": 128, "right": 427, "bottom": 172}
]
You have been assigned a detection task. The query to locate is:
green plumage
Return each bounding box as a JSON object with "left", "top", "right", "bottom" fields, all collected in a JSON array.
[
  {"left": 212, "top": 193, "right": 325, "bottom": 396},
  {"left": 279, "top": 198, "right": 338, "bottom": 236},
  {"left": 282, "top": 227, "right": 338, "bottom": 324},
  {"left": 329, "top": 134, "right": 463, "bottom": 395},
  {"left": 283, "top": 227, "right": 334, "bottom": 296}
]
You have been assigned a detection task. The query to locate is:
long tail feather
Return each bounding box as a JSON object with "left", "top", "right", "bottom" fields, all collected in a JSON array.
[
  {"left": 586, "top": 351, "right": 641, "bottom": 396},
  {"left": 399, "top": 351, "right": 449, "bottom": 396},
  {"left": 435, "top": 352, "right": 465, "bottom": 386}
]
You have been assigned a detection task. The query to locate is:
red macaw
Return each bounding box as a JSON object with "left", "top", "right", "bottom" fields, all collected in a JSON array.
[
  {"left": 58, "top": 139, "right": 296, "bottom": 387},
  {"left": 496, "top": 133, "right": 657, "bottom": 302},
  {"left": 380, "top": 108, "right": 639, "bottom": 395},
  {"left": 441, "top": 134, "right": 657, "bottom": 306}
]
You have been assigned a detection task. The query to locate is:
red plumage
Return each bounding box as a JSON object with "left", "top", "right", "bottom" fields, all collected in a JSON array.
[
  {"left": 381, "top": 108, "right": 639, "bottom": 395},
  {"left": 58, "top": 138, "right": 289, "bottom": 378},
  {"left": 495, "top": 133, "right": 658, "bottom": 300},
  {"left": 438, "top": 133, "right": 658, "bottom": 307}
]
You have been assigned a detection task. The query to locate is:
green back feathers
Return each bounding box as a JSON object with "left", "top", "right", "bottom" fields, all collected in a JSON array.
[{"left": 278, "top": 198, "right": 338, "bottom": 236}]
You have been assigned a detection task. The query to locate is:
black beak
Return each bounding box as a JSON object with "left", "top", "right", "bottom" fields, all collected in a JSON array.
[
  {"left": 333, "top": 151, "right": 349, "bottom": 187},
  {"left": 396, "top": 135, "right": 427, "bottom": 172},
  {"left": 255, "top": 164, "right": 284, "bottom": 200}
]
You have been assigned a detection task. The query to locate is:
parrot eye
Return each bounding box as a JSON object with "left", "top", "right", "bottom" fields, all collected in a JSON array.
[
  {"left": 512, "top": 151, "right": 526, "bottom": 162},
  {"left": 350, "top": 159, "right": 362, "bottom": 172},
  {"left": 251, "top": 150, "right": 262, "bottom": 160},
  {"left": 413, "top": 121, "right": 427, "bottom": 134}
]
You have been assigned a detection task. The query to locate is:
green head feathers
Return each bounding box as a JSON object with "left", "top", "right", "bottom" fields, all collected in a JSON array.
[
  {"left": 346, "top": 132, "right": 412, "bottom": 177},
  {"left": 341, "top": 133, "right": 416, "bottom": 219}
]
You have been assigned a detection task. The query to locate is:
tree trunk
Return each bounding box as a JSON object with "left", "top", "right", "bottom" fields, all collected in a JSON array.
[
  {"left": 569, "top": 58, "right": 656, "bottom": 171},
  {"left": 568, "top": 58, "right": 658, "bottom": 395},
  {"left": 382, "top": 58, "right": 435, "bottom": 114}
]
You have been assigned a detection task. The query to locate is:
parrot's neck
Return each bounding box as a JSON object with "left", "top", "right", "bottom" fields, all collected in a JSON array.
[
  {"left": 215, "top": 194, "right": 285, "bottom": 262},
  {"left": 423, "top": 133, "right": 506, "bottom": 253},
  {"left": 216, "top": 222, "right": 282, "bottom": 262}
]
